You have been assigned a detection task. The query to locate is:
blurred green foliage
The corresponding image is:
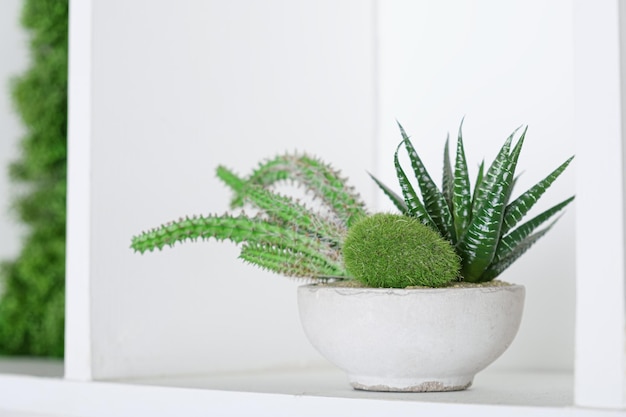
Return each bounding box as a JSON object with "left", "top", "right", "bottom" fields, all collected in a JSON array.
[{"left": 0, "top": 0, "right": 68, "bottom": 357}]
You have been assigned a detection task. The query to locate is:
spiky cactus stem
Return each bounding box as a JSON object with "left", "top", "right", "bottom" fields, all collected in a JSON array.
[
  {"left": 219, "top": 153, "right": 367, "bottom": 227},
  {"left": 131, "top": 152, "right": 367, "bottom": 280},
  {"left": 131, "top": 214, "right": 346, "bottom": 277}
]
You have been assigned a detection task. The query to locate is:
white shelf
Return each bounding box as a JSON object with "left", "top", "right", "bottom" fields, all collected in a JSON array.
[
  {"left": 124, "top": 366, "right": 574, "bottom": 408},
  {"left": 1, "top": 361, "right": 624, "bottom": 417},
  {"left": 0, "top": 357, "right": 63, "bottom": 378},
  {"left": 56, "top": 0, "right": 626, "bottom": 413}
]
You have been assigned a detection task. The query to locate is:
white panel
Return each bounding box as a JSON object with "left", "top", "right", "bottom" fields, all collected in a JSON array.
[
  {"left": 65, "top": 0, "right": 94, "bottom": 380},
  {"left": 0, "top": 370, "right": 588, "bottom": 417},
  {"left": 376, "top": 0, "right": 576, "bottom": 371},
  {"left": 573, "top": 0, "right": 626, "bottom": 409},
  {"left": 83, "top": 0, "right": 376, "bottom": 379}
]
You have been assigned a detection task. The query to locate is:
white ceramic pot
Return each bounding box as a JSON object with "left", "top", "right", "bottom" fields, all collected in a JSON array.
[{"left": 297, "top": 283, "right": 525, "bottom": 392}]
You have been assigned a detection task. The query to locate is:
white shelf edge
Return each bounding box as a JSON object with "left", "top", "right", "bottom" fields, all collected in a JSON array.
[
  {"left": 65, "top": 0, "right": 94, "bottom": 381},
  {"left": 0, "top": 368, "right": 623, "bottom": 417},
  {"left": 573, "top": 0, "right": 626, "bottom": 409}
]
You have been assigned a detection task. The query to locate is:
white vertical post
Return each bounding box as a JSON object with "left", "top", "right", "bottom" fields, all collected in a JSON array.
[
  {"left": 64, "top": 0, "right": 93, "bottom": 381},
  {"left": 574, "top": 0, "right": 626, "bottom": 409}
]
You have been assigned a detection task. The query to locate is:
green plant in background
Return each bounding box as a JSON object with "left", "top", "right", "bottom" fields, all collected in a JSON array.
[
  {"left": 371, "top": 122, "right": 574, "bottom": 283},
  {"left": 0, "top": 0, "right": 68, "bottom": 357},
  {"left": 132, "top": 153, "right": 368, "bottom": 279},
  {"left": 343, "top": 213, "right": 460, "bottom": 288}
]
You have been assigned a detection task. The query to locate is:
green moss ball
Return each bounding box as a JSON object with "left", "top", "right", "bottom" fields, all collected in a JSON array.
[{"left": 343, "top": 213, "right": 460, "bottom": 288}]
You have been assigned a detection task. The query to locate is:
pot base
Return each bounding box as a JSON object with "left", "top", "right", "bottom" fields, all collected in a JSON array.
[{"left": 349, "top": 375, "right": 473, "bottom": 392}]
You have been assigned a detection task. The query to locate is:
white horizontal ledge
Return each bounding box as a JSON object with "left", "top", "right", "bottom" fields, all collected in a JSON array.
[
  {"left": 124, "top": 366, "right": 573, "bottom": 408},
  {"left": 0, "top": 357, "right": 63, "bottom": 378},
  {"left": 2, "top": 365, "right": 622, "bottom": 417}
]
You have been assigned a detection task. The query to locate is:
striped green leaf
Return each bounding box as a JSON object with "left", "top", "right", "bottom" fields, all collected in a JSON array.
[
  {"left": 471, "top": 159, "right": 485, "bottom": 214},
  {"left": 374, "top": 121, "right": 574, "bottom": 283},
  {"left": 369, "top": 172, "right": 409, "bottom": 214},
  {"left": 493, "top": 195, "right": 575, "bottom": 264},
  {"left": 453, "top": 123, "right": 471, "bottom": 242},
  {"left": 442, "top": 134, "right": 454, "bottom": 212},
  {"left": 398, "top": 123, "right": 455, "bottom": 240},
  {"left": 505, "top": 174, "right": 522, "bottom": 206},
  {"left": 479, "top": 221, "right": 559, "bottom": 281},
  {"left": 394, "top": 141, "right": 436, "bottom": 229},
  {"left": 501, "top": 156, "right": 574, "bottom": 235},
  {"left": 472, "top": 127, "right": 522, "bottom": 215},
  {"left": 458, "top": 130, "right": 525, "bottom": 282}
]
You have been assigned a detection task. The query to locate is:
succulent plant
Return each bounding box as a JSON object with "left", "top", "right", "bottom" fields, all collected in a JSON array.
[
  {"left": 131, "top": 153, "right": 368, "bottom": 280},
  {"left": 371, "top": 122, "right": 574, "bottom": 283},
  {"left": 343, "top": 213, "right": 460, "bottom": 288}
]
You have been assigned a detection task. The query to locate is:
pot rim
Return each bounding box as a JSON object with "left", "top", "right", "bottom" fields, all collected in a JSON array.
[{"left": 300, "top": 282, "right": 524, "bottom": 294}]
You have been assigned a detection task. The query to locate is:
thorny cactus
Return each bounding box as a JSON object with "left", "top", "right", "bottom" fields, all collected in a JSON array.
[{"left": 131, "top": 153, "right": 368, "bottom": 280}]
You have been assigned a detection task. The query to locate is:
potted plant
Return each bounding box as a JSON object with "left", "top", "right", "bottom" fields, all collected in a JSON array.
[
  {"left": 298, "top": 121, "right": 574, "bottom": 392},
  {"left": 131, "top": 121, "right": 573, "bottom": 392}
]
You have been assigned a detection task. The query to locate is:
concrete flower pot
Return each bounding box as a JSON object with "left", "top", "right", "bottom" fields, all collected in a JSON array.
[{"left": 297, "top": 283, "right": 525, "bottom": 392}]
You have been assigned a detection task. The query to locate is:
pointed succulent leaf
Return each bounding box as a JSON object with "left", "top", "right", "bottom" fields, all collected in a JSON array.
[
  {"left": 396, "top": 120, "right": 410, "bottom": 141},
  {"left": 376, "top": 121, "right": 574, "bottom": 283},
  {"left": 397, "top": 125, "right": 455, "bottom": 240},
  {"left": 505, "top": 173, "right": 522, "bottom": 207},
  {"left": 442, "top": 134, "right": 454, "bottom": 212},
  {"left": 458, "top": 130, "right": 525, "bottom": 282},
  {"left": 472, "top": 126, "right": 522, "bottom": 215},
  {"left": 494, "top": 195, "right": 574, "bottom": 264},
  {"left": 452, "top": 123, "right": 471, "bottom": 243},
  {"left": 369, "top": 172, "right": 408, "bottom": 214},
  {"left": 480, "top": 219, "right": 560, "bottom": 281},
  {"left": 501, "top": 156, "right": 574, "bottom": 235},
  {"left": 394, "top": 141, "right": 436, "bottom": 228},
  {"left": 471, "top": 159, "right": 485, "bottom": 213}
]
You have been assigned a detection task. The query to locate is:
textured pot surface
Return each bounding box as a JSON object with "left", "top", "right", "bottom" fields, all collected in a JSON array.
[{"left": 297, "top": 283, "right": 525, "bottom": 392}]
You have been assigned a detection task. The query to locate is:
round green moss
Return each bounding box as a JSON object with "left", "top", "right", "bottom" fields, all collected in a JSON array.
[{"left": 343, "top": 213, "right": 460, "bottom": 288}]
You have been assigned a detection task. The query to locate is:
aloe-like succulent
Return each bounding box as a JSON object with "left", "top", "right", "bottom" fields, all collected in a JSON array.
[
  {"left": 131, "top": 153, "right": 368, "bottom": 280},
  {"left": 371, "top": 122, "right": 574, "bottom": 283}
]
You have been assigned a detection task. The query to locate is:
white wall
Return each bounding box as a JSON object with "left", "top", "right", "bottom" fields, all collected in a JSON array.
[
  {"left": 67, "top": 0, "right": 577, "bottom": 379},
  {"left": 67, "top": 0, "right": 377, "bottom": 379},
  {"left": 0, "top": 0, "right": 27, "bottom": 267}
]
